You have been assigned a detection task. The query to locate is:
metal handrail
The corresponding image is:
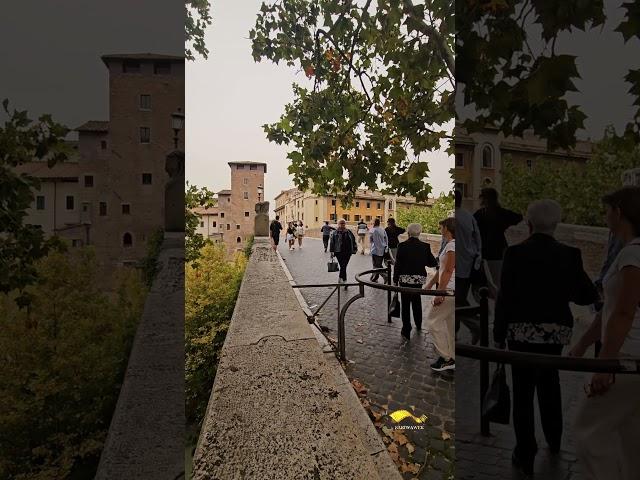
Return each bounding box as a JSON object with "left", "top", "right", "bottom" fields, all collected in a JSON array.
[{"left": 355, "top": 268, "right": 455, "bottom": 296}]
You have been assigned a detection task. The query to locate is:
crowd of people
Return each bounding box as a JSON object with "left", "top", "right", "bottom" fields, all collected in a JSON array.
[{"left": 455, "top": 185, "right": 640, "bottom": 479}]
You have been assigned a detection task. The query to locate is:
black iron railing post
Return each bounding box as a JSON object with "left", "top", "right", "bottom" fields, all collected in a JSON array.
[
  {"left": 479, "top": 287, "right": 490, "bottom": 436},
  {"left": 387, "top": 262, "right": 392, "bottom": 323}
]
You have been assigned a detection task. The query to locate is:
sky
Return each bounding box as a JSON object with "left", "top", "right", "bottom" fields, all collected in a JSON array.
[
  {"left": 0, "top": 1, "right": 183, "bottom": 133},
  {"left": 185, "top": 0, "right": 454, "bottom": 211}
]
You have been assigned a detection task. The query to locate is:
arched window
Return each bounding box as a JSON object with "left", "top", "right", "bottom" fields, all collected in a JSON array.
[
  {"left": 236, "top": 236, "right": 242, "bottom": 243},
  {"left": 388, "top": 200, "right": 393, "bottom": 209},
  {"left": 123, "top": 232, "right": 133, "bottom": 247},
  {"left": 482, "top": 145, "right": 494, "bottom": 168}
]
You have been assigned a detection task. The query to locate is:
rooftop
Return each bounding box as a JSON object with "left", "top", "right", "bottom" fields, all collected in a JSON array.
[
  {"left": 217, "top": 189, "right": 232, "bottom": 195},
  {"left": 228, "top": 161, "right": 268, "bottom": 173},
  {"left": 101, "top": 53, "right": 185, "bottom": 65},
  {"left": 76, "top": 120, "right": 109, "bottom": 133},
  {"left": 15, "top": 160, "right": 80, "bottom": 180}
]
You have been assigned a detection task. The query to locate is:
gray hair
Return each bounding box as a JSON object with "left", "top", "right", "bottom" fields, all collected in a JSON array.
[
  {"left": 407, "top": 223, "right": 422, "bottom": 237},
  {"left": 337, "top": 219, "right": 346, "bottom": 225},
  {"left": 526, "top": 199, "right": 562, "bottom": 234}
]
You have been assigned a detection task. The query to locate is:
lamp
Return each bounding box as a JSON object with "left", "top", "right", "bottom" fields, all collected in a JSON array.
[{"left": 171, "top": 108, "right": 185, "bottom": 149}]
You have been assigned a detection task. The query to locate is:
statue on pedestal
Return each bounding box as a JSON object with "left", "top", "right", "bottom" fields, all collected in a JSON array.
[
  {"left": 165, "top": 150, "right": 185, "bottom": 233},
  {"left": 254, "top": 201, "right": 270, "bottom": 237}
]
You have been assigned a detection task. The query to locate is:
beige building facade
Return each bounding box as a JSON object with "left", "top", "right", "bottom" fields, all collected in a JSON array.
[
  {"left": 274, "top": 188, "right": 429, "bottom": 230},
  {"left": 18, "top": 53, "right": 185, "bottom": 269},
  {"left": 194, "top": 161, "right": 266, "bottom": 255},
  {"left": 454, "top": 125, "right": 592, "bottom": 210}
]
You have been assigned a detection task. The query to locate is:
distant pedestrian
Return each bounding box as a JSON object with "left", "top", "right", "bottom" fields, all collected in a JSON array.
[
  {"left": 369, "top": 218, "right": 389, "bottom": 282},
  {"left": 454, "top": 189, "right": 482, "bottom": 307},
  {"left": 321, "top": 221, "right": 335, "bottom": 252},
  {"left": 473, "top": 187, "right": 523, "bottom": 287},
  {"left": 286, "top": 222, "right": 296, "bottom": 251},
  {"left": 329, "top": 219, "right": 357, "bottom": 289},
  {"left": 296, "top": 221, "right": 305, "bottom": 248},
  {"left": 269, "top": 215, "right": 283, "bottom": 252},
  {"left": 385, "top": 217, "right": 406, "bottom": 261},
  {"left": 425, "top": 218, "right": 456, "bottom": 371},
  {"left": 357, "top": 219, "right": 368, "bottom": 254},
  {"left": 394, "top": 223, "right": 437, "bottom": 340}
]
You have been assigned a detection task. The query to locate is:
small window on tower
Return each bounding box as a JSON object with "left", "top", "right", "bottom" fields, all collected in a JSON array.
[
  {"left": 250, "top": 164, "right": 257, "bottom": 170},
  {"left": 122, "top": 204, "right": 131, "bottom": 215},
  {"left": 123, "top": 232, "right": 133, "bottom": 247},
  {"left": 66, "top": 196, "right": 75, "bottom": 210},
  {"left": 101, "top": 140, "right": 107, "bottom": 150},
  {"left": 140, "top": 94, "right": 152, "bottom": 110},
  {"left": 243, "top": 192, "right": 249, "bottom": 199},
  {"left": 122, "top": 60, "right": 140, "bottom": 73},
  {"left": 154, "top": 61, "right": 171, "bottom": 74},
  {"left": 142, "top": 173, "right": 153, "bottom": 185},
  {"left": 245, "top": 211, "right": 250, "bottom": 217},
  {"left": 99, "top": 202, "right": 107, "bottom": 216},
  {"left": 84, "top": 175, "right": 94, "bottom": 187},
  {"left": 36, "top": 196, "right": 45, "bottom": 210},
  {"left": 140, "top": 127, "right": 151, "bottom": 144}
]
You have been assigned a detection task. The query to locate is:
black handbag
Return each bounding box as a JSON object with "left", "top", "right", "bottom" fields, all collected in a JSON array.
[
  {"left": 389, "top": 293, "right": 400, "bottom": 318},
  {"left": 482, "top": 363, "right": 511, "bottom": 424},
  {"left": 327, "top": 255, "right": 339, "bottom": 272}
]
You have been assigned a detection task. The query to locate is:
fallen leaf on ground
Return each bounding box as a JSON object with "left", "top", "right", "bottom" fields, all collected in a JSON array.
[
  {"left": 406, "top": 463, "right": 421, "bottom": 474},
  {"left": 392, "top": 431, "right": 409, "bottom": 446},
  {"left": 351, "top": 379, "right": 367, "bottom": 396},
  {"left": 381, "top": 426, "right": 394, "bottom": 438},
  {"left": 442, "top": 431, "right": 451, "bottom": 441},
  {"left": 328, "top": 336, "right": 338, "bottom": 343},
  {"left": 406, "top": 443, "right": 415, "bottom": 454}
]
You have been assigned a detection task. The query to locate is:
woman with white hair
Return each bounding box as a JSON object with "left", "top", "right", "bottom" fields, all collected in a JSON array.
[
  {"left": 393, "top": 223, "right": 437, "bottom": 340},
  {"left": 494, "top": 199, "right": 597, "bottom": 476}
]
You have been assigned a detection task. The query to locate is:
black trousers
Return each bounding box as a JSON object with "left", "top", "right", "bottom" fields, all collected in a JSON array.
[
  {"left": 371, "top": 254, "right": 385, "bottom": 281},
  {"left": 400, "top": 283, "right": 422, "bottom": 335},
  {"left": 335, "top": 251, "right": 351, "bottom": 281},
  {"left": 509, "top": 341, "right": 564, "bottom": 462},
  {"left": 322, "top": 235, "right": 330, "bottom": 250}
]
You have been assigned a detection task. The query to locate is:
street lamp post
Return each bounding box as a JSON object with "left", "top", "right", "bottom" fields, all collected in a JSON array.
[{"left": 171, "top": 108, "right": 185, "bottom": 149}]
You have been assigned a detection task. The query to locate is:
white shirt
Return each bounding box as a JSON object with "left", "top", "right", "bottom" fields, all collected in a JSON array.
[
  {"left": 439, "top": 239, "right": 456, "bottom": 291},
  {"left": 602, "top": 238, "right": 640, "bottom": 356}
]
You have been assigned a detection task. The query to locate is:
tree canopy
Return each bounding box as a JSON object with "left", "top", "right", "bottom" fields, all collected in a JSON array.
[
  {"left": 250, "top": 0, "right": 454, "bottom": 203},
  {"left": 186, "top": 0, "right": 213, "bottom": 60},
  {"left": 457, "top": 0, "right": 640, "bottom": 149},
  {"left": 0, "top": 100, "right": 71, "bottom": 307}
]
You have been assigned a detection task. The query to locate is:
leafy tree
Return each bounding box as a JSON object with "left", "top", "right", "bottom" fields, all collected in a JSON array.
[
  {"left": 0, "top": 249, "right": 146, "bottom": 479},
  {"left": 501, "top": 127, "right": 640, "bottom": 226},
  {"left": 185, "top": 182, "right": 216, "bottom": 263},
  {"left": 0, "top": 100, "right": 71, "bottom": 307},
  {"left": 186, "top": 0, "right": 213, "bottom": 60},
  {"left": 250, "top": 0, "right": 454, "bottom": 203},
  {"left": 185, "top": 243, "right": 247, "bottom": 437},
  {"left": 396, "top": 193, "right": 454, "bottom": 233},
  {"left": 457, "top": 0, "right": 640, "bottom": 149}
]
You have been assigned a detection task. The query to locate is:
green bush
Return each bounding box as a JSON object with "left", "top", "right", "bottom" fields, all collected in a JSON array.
[
  {"left": 396, "top": 194, "right": 454, "bottom": 234},
  {"left": 0, "top": 249, "right": 146, "bottom": 479},
  {"left": 185, "top": 244, "right": 248, "bottom": 439}
]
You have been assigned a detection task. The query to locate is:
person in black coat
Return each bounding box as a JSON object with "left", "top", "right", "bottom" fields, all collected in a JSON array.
[
  {"left": 329, "top": 219, "right": 357, "bottom": 289},
  {"left": 393, "top": 223, "right": 437, "bottom": 339},
  {"left": 494, "top": 199, "right": 598, "bottom": 476}
]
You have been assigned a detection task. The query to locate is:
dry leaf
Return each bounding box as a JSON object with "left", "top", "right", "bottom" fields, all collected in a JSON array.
[
  {"left": 392, "top": 431, "right": 409, "bottom": 446},
  {"left": 442, "top": 431, "right": 451, "bottom": 441},
  {"left": 406, "top": 443, "right": 415, "bottom": 454},
  {"left": 381, "top": 426, "right": 394, "bottom": 438},
  {"left": 407, "top": 463, "right": 421, "bottom": 474},
  {"left": 389, "top": 451, "right": 400, "bottom": 464},
  {"left": 351, "top": 379, "right": 367, "bottom": 396},
  {"left": 388, "top": 442, "right": 399, "bottom": 455}
]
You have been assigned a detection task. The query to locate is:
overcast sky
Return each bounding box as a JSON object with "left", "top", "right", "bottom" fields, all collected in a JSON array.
[
  {"left": 185, "top": 0, "right": 453, "bottom": 211},
  {"left": 0, "top": 1, "right": 182, "bottom": 133}
]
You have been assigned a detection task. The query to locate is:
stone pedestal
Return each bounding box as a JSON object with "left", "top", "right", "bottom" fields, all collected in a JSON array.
[{"left": 254, "top": 201, "right": 270, "bottom": 237}]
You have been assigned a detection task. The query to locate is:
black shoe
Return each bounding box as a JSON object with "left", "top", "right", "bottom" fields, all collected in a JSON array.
[
  {"left": 512, "top": 451, "right": 534, "bottom": 476},
  {"left": 431, "top": 357, "right": 455, "bottom": 371},
  {"left": 401, "top": 330, "right": 410, "bottom": 341},
  {"left": 415, "top": 324, "right": 422, "bottom": 331}
]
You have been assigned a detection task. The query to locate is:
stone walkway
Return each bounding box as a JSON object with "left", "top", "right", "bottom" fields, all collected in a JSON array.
[
  {"left": 279, "top": 238, "right": 455, "bottom": 480},
  {"left": 455, "top": 302, "right": 594, "bottom": 479}
]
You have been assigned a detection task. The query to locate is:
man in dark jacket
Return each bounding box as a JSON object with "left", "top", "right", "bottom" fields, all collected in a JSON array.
[
  {"left": 321, "top": 220, "right": 335, "bottom": 252},
  {"left": 494, "top": 199, "right": 598, "bottom": 475},
  {"left": 393, "top": 223, "right": 437, "bottom": 339},
  {"left": 329, "top": 219, "right": 357, "bottom": 289},
  {"left": 385, "top": 217, "right": 406, "bottom": 261}
]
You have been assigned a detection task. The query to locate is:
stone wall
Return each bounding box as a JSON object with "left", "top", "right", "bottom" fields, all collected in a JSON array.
[
  {"left": 95, "top": 235, "right": 185, "bottom": 480},
  {"left": 192, "top": 237, "right": 400, "bottom": 480},
  {"left": 506, "top": 223, "right": 609, "bottom": 277}
]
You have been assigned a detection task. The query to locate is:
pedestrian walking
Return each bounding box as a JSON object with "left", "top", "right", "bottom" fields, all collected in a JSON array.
[
  {"left": 572, "top": 186, "right": 640, "bottom": 480},
  {"left": 369, "top": 218, "right": 389, "bottom": 282},
  {"left": 473, "top": 187, "right": 523, "bottom": 287},
  {"left": 494, "top": 199, "right": 597, "bottom": 476},
  {"left": 424, "top": 218, "right": 456, "bottom": 371},
  {"left": 286, "top": 222, "right": 296, "bottom": 251},
  {"left": 385, "top": 217, "right": 405, "bottom": 262},
  {"left": 321, "top": 221, "right": 335, "bottom": 252},
  {"left": 296, "top": 221, "right": 305, "bottom": 248},
  {"left": 454, "top": 189, "right": 482, "bottom": 307},
  {"left": 269, "top": 215, "right": 283, "bottom": 252},
  {"left": 393, "top": 223, "right": 437, "bottom": 340},
  {"left": 357, "top": 219, "right": 368, "bottom": 254},
  {"left": 329, "top": 219, "right": 357, "bottom": 289}
]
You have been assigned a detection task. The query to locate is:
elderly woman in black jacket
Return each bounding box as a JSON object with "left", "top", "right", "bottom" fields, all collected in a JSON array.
[{"left": 393, "top": 223, "right": 437, "bottom": 340}]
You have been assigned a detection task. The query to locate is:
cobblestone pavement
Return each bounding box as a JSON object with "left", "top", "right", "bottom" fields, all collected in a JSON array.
[
  {"left": 456, "top": 302, "right": 594, "bottom": 479},
  {"left": 279, "top": 238, "right": 455, "bottom": 480}
]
